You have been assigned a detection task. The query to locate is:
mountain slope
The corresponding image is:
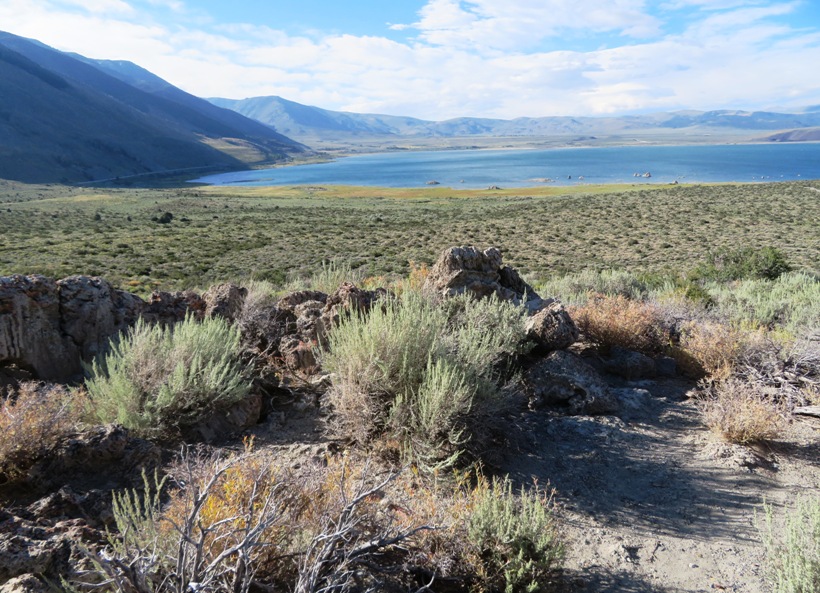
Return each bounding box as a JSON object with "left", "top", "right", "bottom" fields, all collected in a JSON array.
[
  {"left": 210, "top": 95, "right": 820, "bottom": 145},
  {"left": 0, "top": 32, "right": 305, "bottom": 183}
]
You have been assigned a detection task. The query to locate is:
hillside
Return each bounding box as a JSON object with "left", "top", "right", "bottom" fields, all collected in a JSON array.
[
  {"left": 0, "top": 32, "right": 306, "bottom": 184},
  {"left": 210, "top": 95, "right": 820, "bottom": 147}
]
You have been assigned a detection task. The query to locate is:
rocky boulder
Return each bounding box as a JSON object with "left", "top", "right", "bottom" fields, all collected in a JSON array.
[
  {"left": 0, "top": 275, "right": 208, "bottom": 382},
  {"left": 140, "top": 289, "right": 205, "bottom": 326},
  {"left": 523, "top": 350, "right": 619, "bottom": 415},
  {"left": 23, "top": 425, "right": 160, "bottom": 495},
  {"left": 203, "top": 283, "right": 247, "bottom": 321},
  {"left": 423, "top": 246, "right": 543, "bottom": 309},
  {"left": 525, "top": 301, "right": 578, "bottom": 351},
  {"left": 0, "top": 275, "right": 142, "bottom": 381},
  {"left": 602, "top": 346, "right": 658, "bottom": 380}
]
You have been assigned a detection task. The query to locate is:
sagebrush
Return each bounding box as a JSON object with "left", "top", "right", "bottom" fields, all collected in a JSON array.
[{"left": 86, "top": 314, "right": 250, "bottom": 435}]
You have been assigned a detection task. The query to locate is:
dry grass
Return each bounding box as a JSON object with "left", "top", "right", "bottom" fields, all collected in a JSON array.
[
  {"left": 570, "top": 293, "right": 670, "bottom": 355},
  {"left": 700, "top": 378, "right": 785, "bottom": 444},
  {"left": 0, "top": 382, "right": 84, "bottom": 482}
]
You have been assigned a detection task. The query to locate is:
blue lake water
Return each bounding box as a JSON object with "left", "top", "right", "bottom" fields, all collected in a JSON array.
[{"left": 193, "top": 143, "right": 820, "bottom": 188}]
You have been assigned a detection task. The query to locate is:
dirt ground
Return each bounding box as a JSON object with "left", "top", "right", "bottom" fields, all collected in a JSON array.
[
  {"left": 242, "top": 370, "right": 820, "bottom": 593},
  {"left": 501, "top": 376, "right": 820, "bottom": 593}
]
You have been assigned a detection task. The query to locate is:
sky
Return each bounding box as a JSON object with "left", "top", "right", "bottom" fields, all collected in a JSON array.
[{"left": 2, "top": 0, "right": 820, "bottom": 120}]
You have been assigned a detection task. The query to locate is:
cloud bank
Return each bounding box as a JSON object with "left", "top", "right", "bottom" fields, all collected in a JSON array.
[{"left": 2, "top": 0, "right": 818, "bottom": 119}]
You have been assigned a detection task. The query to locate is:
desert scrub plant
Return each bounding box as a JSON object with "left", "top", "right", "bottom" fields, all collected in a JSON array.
[
  {"left": 699, "top": 378, "right": 785, "bottom": 444},
  {"left": 80, "top": 448, "right": 296, "bottom": 593},
  {"left": 704, "top": 271, "right": 820, "bottom": 336},
  {"left": 464, "top": 476, "right": 563, "bottom": 593},
  {"left": 85, "top": 314, "right": 250, "bottom": 436},
  {"left": 533, "top": 269, "right": 649, "bottom": 305},
  {"left": 758, "top": 496, "right": 820, "bottom": 593},
  {"left": 322, "top": 291, "right": 527, "bottom": 470},
  {"left": 570, "top": 293, "right": 670, "bottom": 355},
  {"left": 0, "top": 382, "right": 84, "bottom": 483},
  {"left": 691, "top": 245, "right": 792, "bottom": 282},
  {"left": 285, "top": 260, "right": 367, "bottom": 294}
]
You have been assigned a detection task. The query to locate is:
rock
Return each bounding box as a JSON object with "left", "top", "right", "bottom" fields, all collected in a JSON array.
[
  {"left": 279, "top": 336, "right": 319, "bottom": 375},
  {"left": 141, "top": 289, "right": 205, "bottom": 326},
  {"left": 0, "top": 274, "right": 212, "bottom": 382},
  {"left": 238, "top": 302, "right": 296, "bottom": 356},
  {"left": 25, "top": 425, "right": 160, "bottom": 495},
  {"left": 187, "top": 393, "right": 262, "bottom": 442},
  {"left": 293, "top": 300, "right": 327, "bottom": 343},
  {"left": 523, "top": 350, "right": 619, "bottom": 415},
  {"left": 56, "top": 275, "right": 143, "bottom": 363},
  {"left": 603, "top": 346, "right": 657, "bottom": 380},
  {"left": 0, "top": 275, "right": 71, "bottom": 380},
  {"left": 0, "top": 275, "right": 141, "bottom": 381},
  {"left": 0, "top": 530, "right": 70, "bottom": 582},
  {"left": 423, "top": 246, "right": 542, "bottom": 307},
  {"left": 0, "top": 574, "right": 48, "bottom": 593},
  {"left": 277, "top": 290, "right": 328, "bottom": 312},
  {"left": 656, "top": 356, "right": 677, "bottom": 377},
  {"left": 525, "top": 301, "right": 579, "bottom": 351},
  {"left": 612, "top": 387, "right": 652, "bottom": 410},
  {"left": 203, "top": 283, "right": 247, "bottom": 321},
  {"left": 323, "top": 283, "right": 387, "bottom": 327}
]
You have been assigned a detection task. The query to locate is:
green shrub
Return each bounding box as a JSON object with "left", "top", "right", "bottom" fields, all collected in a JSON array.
[
  {"left": 692, "top": 246, "right": 792, "bottom": 282},
  {"left": 285, "top": 260, "right": 366, "bottom": 294},
  {"left": 322, "top": 292, "right": 526, "bottom": 470},
  {"left": 534, "top": 269, "right": 649, "bottom": 305},
  {"left": 466, "top": 477, "right": 564, "bottom": 592},
  {"left": 86, "top": 315, "right": 250, "bottom": 435},
  {"left": 705, "top": 271, "right": 820, "bottom": 335},
  {"left": 759, "top": 496, "right": 820, "bottom": 593}
]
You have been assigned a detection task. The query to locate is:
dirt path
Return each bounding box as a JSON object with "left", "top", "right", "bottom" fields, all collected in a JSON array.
[{"left": 501, "top": 378, "right": 820, "bottom": 593}]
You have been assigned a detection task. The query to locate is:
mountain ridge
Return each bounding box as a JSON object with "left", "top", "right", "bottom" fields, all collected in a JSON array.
[
  {"left": 0, "top": 31, "right": 306, "bottom": 184},
  {"left": 209, "top": 95, "right": 820, "bottom": 145}
]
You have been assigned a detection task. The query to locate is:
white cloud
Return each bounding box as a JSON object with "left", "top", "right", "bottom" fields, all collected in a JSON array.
[
  {"left": 404, "top": 0, "right": 662, "bottom": 50},
  {"left": 1, "top": 0, "right": 819, "bottom": 119}
]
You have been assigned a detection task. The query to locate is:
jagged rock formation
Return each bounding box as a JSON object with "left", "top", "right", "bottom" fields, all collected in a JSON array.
[
  {"left": 0, "top": 275, "right": 238, "bottom": 382},
  {"left": 423, "top": 246, "right": 545, "bottom": 311},
  {"left": 0, "top": 275, "right": 143, "bottom": 381},
  {"left": 525, "top": 301, "right": 579, "bottom": 351},
  {"left": 523, "top": 350, "right": 620, "bottom": 415}
]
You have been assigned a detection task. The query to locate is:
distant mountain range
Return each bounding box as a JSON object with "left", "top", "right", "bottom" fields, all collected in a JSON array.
[
  {"left": 2, "top": 28, "right": 819, "bottom": 185},
  {"left": 0, "top": 32, "right": 306, "bottom": 183},
  {"left": 210, "top": 95, "right": 820, "bottom": 145}
]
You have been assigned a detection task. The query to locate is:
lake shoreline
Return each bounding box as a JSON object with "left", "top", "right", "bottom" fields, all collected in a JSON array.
[{"left": 192, "top": 143, "right": 820, "bottom": 189}]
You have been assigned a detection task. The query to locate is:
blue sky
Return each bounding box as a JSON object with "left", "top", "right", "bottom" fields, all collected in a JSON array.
[{"left": 2, "top": 0, "right": 819, "bottom": 119}]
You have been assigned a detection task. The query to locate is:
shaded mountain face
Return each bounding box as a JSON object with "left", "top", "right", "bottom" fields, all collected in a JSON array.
[
  {"left": 0, "top": 32, "right": 306, "bottom": 184},
  {"left": 210, "top": 96, "right": 820, "bottom": 145}
]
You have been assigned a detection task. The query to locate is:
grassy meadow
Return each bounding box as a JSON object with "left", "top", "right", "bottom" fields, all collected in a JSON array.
[{"left": 0, "top": 178, "right": 818, "bottom": 294}]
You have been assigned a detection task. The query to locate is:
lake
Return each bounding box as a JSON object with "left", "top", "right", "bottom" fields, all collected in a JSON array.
[{"left": 193, "top": 143, "right": 820, "bottom": 188}]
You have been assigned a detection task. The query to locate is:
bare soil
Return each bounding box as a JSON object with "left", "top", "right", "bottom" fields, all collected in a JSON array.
[
  {"left": 500, "top": 376, "right": 820, "bottom": 593},
  {"left": 229, "top": 370, "right": 820, "bottom": 593}
]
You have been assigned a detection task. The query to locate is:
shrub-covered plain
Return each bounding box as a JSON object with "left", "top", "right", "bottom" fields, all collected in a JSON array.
[{"left": 1, "top": 180, "right": 818, "bottom": 294}]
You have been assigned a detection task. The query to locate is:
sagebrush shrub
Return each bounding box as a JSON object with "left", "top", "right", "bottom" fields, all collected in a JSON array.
[
  {"left": 86, "top": 314, "right": 250, "bottom": 435},
  {"left": 700, "top": 378, "right": 784, "bottom": 444},
  {"left": 759, "top": 496, "right": 820, "bottom": 593},
  {"left": 466, "top": 477, "right": 564, "bottom": 593},
  {"left": 692, "top": 245, "right": 792, "bottom": 282},
  {"left": 570, "top": 293, "right": 669, "bottom": 355},
  {"left": 322, "top": 291, "right": 526, "bottom": 470},
  {"left": 0, "top": 382, "right": 83, "bottom": 482}
]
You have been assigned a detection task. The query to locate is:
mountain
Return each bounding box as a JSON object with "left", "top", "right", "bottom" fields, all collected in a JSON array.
[
  {"left": 210, "top": 95, "right": 820, "bottom": 145},
  {"left": 760, "top": 128, "right": 820, "bottom": 142},
  {"left": 0, "top": 32, "right": 306, "bottom": 183}
]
